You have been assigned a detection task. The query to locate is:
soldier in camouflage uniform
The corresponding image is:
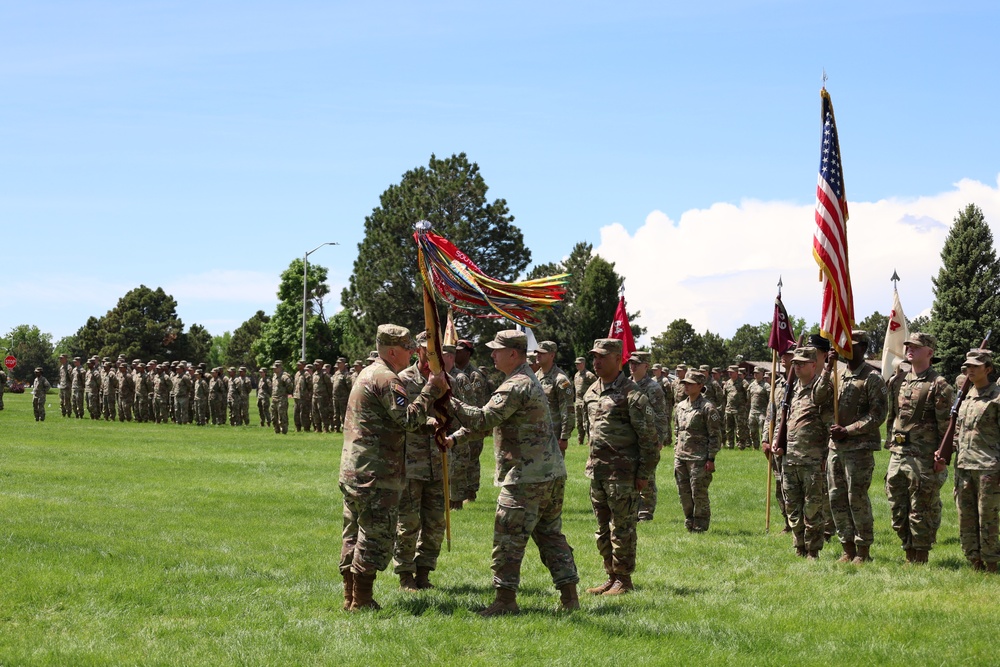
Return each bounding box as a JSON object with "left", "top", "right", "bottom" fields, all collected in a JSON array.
[
  {"left": 71, "top": 357, "right": 86, "bottom": 418},
  {"left": 332, "top": 357, "right": 352, "bottom": 433},
  {"left": 653, "top": 364, "right": 676, "bottom": 438},
  {"left": 953, "top": 348, "right": 1000, "bottom": 571},
  {"left": 313, "top": 362, "right": 334, "bottom": 433},
  {"left": 339, "top": 324, "right": 448, "bottom": 611},
  {"left": 828, "top": 331, "right": 887, "bottom": 564},
  {"left": 239, "top": 367, "right": 252, "bottom": 426},
  {"left": 582, "top": 338, "right": 658, "bottom": 596},
  {"left": 193, "top": 368, "right": 209, "bottom": 425},
  {"left": 445, "top": 329, "right": 579, "bottom": 616},
  {"left": 773, "top": 347, "right": 833, "bottom": 558},
  {"left": 574, "top": 357, "right": 597, "bottom": 445},
  {"left": 101, "top": 361, "right": 118, "bottom": 421},
  {"left": 747, "top": 367, "right": 769, "bottom": 449},
  {"left": 117, "top": 362, "right": 135, "bottom": 422},
  {"left": 723, "top": 365, "right": 750, "bottom": 449},
  {"left": 673, "top": 365, "right": 689, "bottom": 407},
  {"left": 764, "top": 348, "right": 796, "bottom": 531},
  {"left": 536, "top": 340, "right": 575, "bottom": 453},
  {"left": 629, "top": 351, "right": 669, "bottom": 522},
  {"left": 271, "top": 361, "right": 294, "bottom": 435},
  {"left": 455, "top": 339, "right": 490, "bottom": 503},
  {"left": 31, "top": 367, "right": 52, "bottom": 421},
  {"left": 885, "top": 332, "right": 954, "bottom": 564},
  {"left": 0, "top": 368, "right": 5, "bottom": 410},
  {"left": 674, "top": 370, "right": 722, "bottom": 531},
  {"left": 226, "top": 368, "right": 241, "bottom": 426},
  {"left": 209, "top": 368, "right": 226, "bottom": 425},
  {"left": 294, "top": 362, "right": 314, "bottom": 432},
  {"left": 172, "top": 364, "right": 192, "bottom": 425},
  {"left": 152, "top": 366, "right": 168, "bottom": 423},
  {"left": 257, "top": 368, "right": 272, "bottom": 427},
  {"left": 57, "top": 354, "right": 72, "bottom": 417}
]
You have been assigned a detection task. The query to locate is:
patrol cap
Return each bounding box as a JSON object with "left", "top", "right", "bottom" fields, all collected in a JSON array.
[
  {"left": 375, "top": 324, "right": 413, "bottom": 349},
  {"left": 628, "top": 351, "right": 651, "bottom": 363},
  {"left": 297, "top": 360, "right": 305, "bottom": 366},
  {"left": 228, "top": 367, "right": 236, "bottom": 372},
  {"left": 322, "top": 363, "right": 331, "bottom": 370},
  {"left": 73, "top": 356, "right": 81, "bottom": 362},
  {"left": 59, "top": 354, "right": 67, "bottom": 359},
  {"left": 414, "top": 331, "right": 429, "bottom": 348},
  {"left": 904, "top": 332, "right": 936, "bottom": 348},
  {"left": 272, "top": 360, "right": 283, "bottom": 369},
  {"left": 34, "top": 367, "right": 43, "bottom": 373},
  {"left": 441, "top": 343, "right": 456, "bottom": 354},
  {"left": 850, "top": 330, "right": 870, "bottom": 345},
  {"left": 353, "top": 360, "right": 364, "bottom": 366},
  {"left": 538, "top": 340, "right": 558, "bottom": 354},
  {"left": 699, "top": 365, "right": 710, "bottom": 372},
  {"left": 457, "top": 339, "right": 475, "bottom": 351},
  {"left": 792, "top": 346, "right": 818, "bottom": 363},
  {"left": 575, "top": 357, "right": 587, "bottom": 364},
  {"left": 337, "top": 357, "right": 347, "bottom": 363},
  {"left": 964, "top": 349, "right": 993, "bottom": 367},
  {"left": 711, "top": 367, "right": 722, "bottom": 374},
  {"left": 526, "top": 351, "right": 538, "bottom": 361},
  {"left": 486, "top": 330, "right": 528, "bottom": 351},
  {"left": 305, "top": 364, "right": 314, "bottom": 371},
  {"left": 727, "top": 365, "right": 740, "bottom": 372},
  {"left": 652, "top": 363, "right": 662, "bottom": 370},
  {"left": 675, "top": 364, "right": 688, "bottom": 371},
  {"left": 682, "top": 370, "right": 707, "bottom": 385},
  {"left": 239, "top": 366, "right": 247, "bottom": 372},
  {"left": 754, "top": 366, "right": 765, "bottom": 374},
  {"left": 313, "top": 359, "right": 323, "bottom": 366},
  {"left": 808, "top": 334, "right": 831, "bottom": 352},
  {"left": 590, "top": 338, "right": 623, "bottom": 357}
]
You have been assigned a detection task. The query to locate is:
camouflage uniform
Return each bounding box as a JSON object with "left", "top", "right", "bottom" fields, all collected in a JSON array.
[
  {"left": 635, "top": 374, "right": 669, "bottom": 521},
  {"left": 457, "top": 361, "right": 490, "bottom": 501},
  {"left": 240, "top": 370, "right": 252, "bottom": 425},
  {"left": 193, "top": 373, "right": 209, "bottom": 425},
  {"left": 583, "top": 367, "right": 658, "bottom": 578},
  {"left": 448, "top": 365, "right": 480, "bottom": 503},
  {"left": 31, "top": 372, "right": 51, "bottom": 421},
  {"left": 782, "top": 356, "right": 834, "bottom": 553},
  {"left": 885, "top": 360, "right": 953, "bottom": 554},
  {"left": 332, "top": 366, "right": 352, "bottom": 432},
  {"left": 71, "top": 361, "right": 86, "bottom": 418},
  {"left": 172, "top": 370, "right": 192, "bottom": 424},
  {"left": 118, "top": 366, "right": 135, "bottom": 422},
  {"left": 537, "top": 363, "right": 575, "bottom": 443},
  {"left": 764, "top": 371, "right": 792, "bottom": 528},
  {"left": 339, "top": 355, "right": 444, "bottom": 577},
  {"left": 828, "top": 360, "right": 888, "bottom": 549},
  {"left": 674, "top": 380, "right": 722, "bottom": 531},
  {"left": 312, "top": 365, "right": 334, "bottom": 433},
  {"left": 0, "top": 369, "right": 6, "bottom": 410},
  {"left": 58, "top": 360, "right": 72, "bottom": 417},
  {"left": 574, "top": 363, "right": 597, "bottom": 445},
  {"left": 293, "top": 367, "right": 313, "bottom": 432},
  {"left": 723, "top": 372, "right": 750, "bottom": 449},
  {"left": 153, "top": 370, "right": 170, "bottom": 423},
  {"left": 227, "top": 371, "right": 243, "bottom": 426},
  {"left": 257, "top": 372, "right": 272, "bottom": 427},
  {"left": 450, "top": 359, "right": 578, "bottom": 592},
  {"left": 271, "top": 365, "right": 294, "bottom": 434},
  {"left": 209, "top": 371, "right": 227, "bottom": 425},
  {"left": 747, "top": 377, "right": 770, "bottom": 449},
  {"left": 134, "top": 368, "right": 152, "bottom": 422},
  {"left": 101, "top": 364, "right": 118, "bottom": 421}
]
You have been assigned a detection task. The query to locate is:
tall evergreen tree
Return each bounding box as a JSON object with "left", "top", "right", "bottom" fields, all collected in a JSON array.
[
  {"left": 226, "top": 311, "right": 270, "bottom": 369},
  {"left": 72, "top": 286, "right": 187, "bottom": 361},
  {"left": 930, "top": 204, "right": 1000, "bottom": 378}
]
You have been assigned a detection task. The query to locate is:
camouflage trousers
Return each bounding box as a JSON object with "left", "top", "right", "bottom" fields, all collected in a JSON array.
[
  {"left": 783, "top": 462, "right": 826, "bottom": 551},
  {"left": 333, "top": 397, "right": 348, "bottom": 432},
  {"left": 493, "top": 479, "right": 578, "bottom": 591},
  {"left": 271, "top": 398, "right": 289, "bottom": 434},
  {"left": 72, "top": 389, "right": 85, "bottom": 418},
  {"left": 575, "top": 401, "right": 589, "bottom": 444},
  {"left": 724, "top": 411, "right": 750, "bottom": 449},
  {"left": 210, "top": 397, "right": 226, "bottom": 425},
  {"left": 32, "top": 395, "right": 46, "bottom": 421},
  {"left": 228, "top": 398, "right": 240, "bottom": 425},
  {"left": 257, "top": 396, "right": 271, "bottom": 426},
  {"left": 955, "top": 467, "right": 1000, "bottom": 564},
  {"left": 827, "top": 449, "right": 875, "bottom": 547},
  {"left": 154, "top": 396, "right": 169, "bottom": 423},
  {"left": 194, "top": 398, "right": 209, "bottom": 425},
  {"left": 885, "top": 453, "right": 947, "bottom": 551},
  {"left": 102, "top": 393, "right": 117, "bottom": 421},
  {"left": 135, "top": 396, "right": 150, "bottom": 422},
  {"left": 638, "top": 470, "right": 658, "bottom": 520},
  {"left": 590, "top": 478, "right": 640, "bottom": 576},
  {"left": 675, "top": 458, "right": 714, "bottom": 531},
  {"left": 393, "top": 477, "right": 446, "bottom": 573},
  {"left": 175, "top": 397, "right": 190, "bottom": 424},
  {"left": 340, "top": 483, "right": 401, "bottom": 575},
  {"left": 86, "top": 391, "right": 100, "bottom": 419},
  {"left": 60, "top": 386, "right": 72, "bottom": 417},
  {"left": 748, "top": 411, "right": 765, "bottom": 449},
  {"left": 451, "top": 438, "right": 484, "bottom": 502},
  {"left": 294, "top": 398, "right": 311, "bottom": 431},
  {"left": 118, "top": 397, "right": 134, "bottom": 422},
  {"left": 771, "top": 455, "right": 790, "bottom": 528},
  {"left": 312, "top": 397, "right": 332, "bottom": 432}
]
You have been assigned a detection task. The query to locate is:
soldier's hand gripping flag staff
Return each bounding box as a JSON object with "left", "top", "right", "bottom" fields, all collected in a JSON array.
[{"left": 414, "top": 220, "right": 570, "bottom": 550}]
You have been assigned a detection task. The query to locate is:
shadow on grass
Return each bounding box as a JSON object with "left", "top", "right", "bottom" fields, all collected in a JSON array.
[{"left": 933, "top": 555, "right": 967, "bottom": 571}]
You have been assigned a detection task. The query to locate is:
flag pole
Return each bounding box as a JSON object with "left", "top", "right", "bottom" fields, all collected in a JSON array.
[{"left": 765, "top": 348, "right": 777, "bottom": 533}]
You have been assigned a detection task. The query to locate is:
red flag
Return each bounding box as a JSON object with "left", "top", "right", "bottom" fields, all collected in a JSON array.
[
  {"left": 812, "top": 87, "right": 855, "bottom": 359},
  {"left": 608, "top": 295, "right": 636, "bottom": 364},
  {"left": 768, "top": 293, "right": 796, "bottom": 354}
]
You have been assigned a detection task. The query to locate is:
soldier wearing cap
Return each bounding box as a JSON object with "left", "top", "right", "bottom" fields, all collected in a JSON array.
[
  {"left": 444, "top": 329, "right": 579, "bottom": 616},
  {"left": 71, "top": 356, "right": 86, "bottom": 418},
  {"left": 527, "top": 350, "right": 540, "bottom": 373},
  {"left": 117, "top": 362, "right": 135, "bottom": 422},
  {"left": 57, "top": 354, "right": 72, "bottom": 418},
  {"left": 339, "top": 324, "right": 448, "bottom": 611},
  {"left": 827, "top": 330, "right": 888, "bottom": 564},
  {"left": 536, "top": 341, "right": 575, "bottom": 454},
  {"left": 192, "top": 368, "right": 209, "bottom": 425},
  {"left": 208, "top": 368, "right": 225, "bottom": 425},
  {"left": 293, "top": 362, "right": 313, "bottom": 432},
  {"left": 885, "top": 332, "right": 954, "bottom": 564},
  {"left": 256, "top": 367, "right": 272, "bottom": 427},
  {"left": 454, "top": 339, "right": 491, "bottom": 503},
  {"left": 227, "top": 368, "right": 242, "bottom": 426},
  {"left": 239, "top": 366, "right": 252, "bottom": 426},
  {"left": 628, "top": 350, "right": 669, "bottom": 522},
  {"left": 582, "top": 338, "right": 658, "bottom": 596},
  {"left": 366, "top": 350, "right": 379, "bottom": 366},
  {"left": 747, "top": 366, "right": 769, "bottom": 450},
  {"left": 332, "top": 357, "right": 353, "bottom": 433},
  {"left": 102, "top": 361, "right": 119, "bottom": 422},
  {"left": 574, "top": 356, "right": 597, "bottom": 446},
  {"left": 172, "top": 363, "right": 191, "bottom": 424},
  {"left": 351, "top": 360, "right": 364, "bottom": 380},
  {"left": 674, "top": 370, "right": 722, "bottom": 531},
  {"left": 31, "top": 367, "right": 52, "bottom": 421},
  {"left": 954, "top": 348, "right": 1000, "bottom": 571},
  {"left": 134, "top": 361, "right": 152, "bottom": 423},
  {"left": 311, "top": 359, "right": 333, "bottom": 433},
  {"left": 152, "top": 364, "right": 169, "bottom": 423},
  {"left": 710, "top": 367, "right": 727, "bottom": 417},
  {"left": 652, "top": 363, "right": 676, "bottom": 438},
  {"left": 723, "top": 364, "right": 750, "bottom": 450},
  {"left": 271, "top": 361, "right": 294, "bottom": 434},
  {"left": 673, "top": 364, "right": 689, "bottom": 406}
]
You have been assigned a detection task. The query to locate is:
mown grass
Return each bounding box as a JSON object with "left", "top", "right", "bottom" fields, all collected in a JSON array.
[{"left": 0, "top": 391, "right": 993, "bottom": 666}]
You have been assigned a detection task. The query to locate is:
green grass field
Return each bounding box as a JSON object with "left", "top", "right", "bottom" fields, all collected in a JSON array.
[{"left": 0, "top": 391, "right": 994, "bottom": 666}]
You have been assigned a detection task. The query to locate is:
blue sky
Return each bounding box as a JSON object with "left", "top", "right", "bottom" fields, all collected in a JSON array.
[{"left": 3, "top": 1, "right": 999, "bottom": 344}]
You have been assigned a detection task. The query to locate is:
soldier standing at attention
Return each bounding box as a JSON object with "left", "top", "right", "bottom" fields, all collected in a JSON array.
[
  {"left": 444, "top": 330, "right": 579, "bottom": 616},
  {"left": 827, "top": 331, "right": 887, "bottom": 564},
  {"left": 239, "top": 367, "right": 252, "bottom": 426},
  {"left": 257, "top": 367, "right": 272, "bottom": 428},
  {"left": 152, "top": 365, "right": 169, "bottom": 424},
  {"left": 227, "top": 368, "right": 241, "bottom": 426},
  {"left": 208, "top": 368, "right": 225, "bottom": 425},
  {"left": 723, "top": 365, "right": 750, "bottom": 449},
  {"left": 71, "top": 357, "right": 86, "bottom": 418},
  {"left": 193, "top": 369, "right": 209, "bottom": 425},
  {"left": 118, "top": 362, "right": 135, "bottom": 422},
  {"left": 339, "top": 325, "right": 447, "bottom": 611},
  {"left": 351, "top": 360, "right": 363, "bottom": 381},
  {"left": 32, "top": 367, "right": 52, "bottom": 421},
  {"left": 172, "top": 363, "right": 192, "bottom": 425},
  {"left": 653, "top": 364, "right": 677, "bottom": 439},
  {"left": 583, "top": 338, "right": 658, "bottom": 596},
  {"left": 747, "top": 367, "right": 769, "bottom": 450},
  {"left": 455, "top": 339, "right": 490, "bottom": 503},
  {"left": 271, "top": 361, "right": 294, "bottom": 435},
  {"left": 885, "top": 332, "right": 954, "bottom": 564},
  {"left": 673, "top": 365, "right": 689, "bottom": 407},
  {"left": 102, "top": 361, "right": 118, "bottom": 422},
  {"left": 673, "top": 370, "right": 721, "bottom": 532},
  {"left": 574, "top": 357, "right": 597, "bottom": 445},
  {"left": 57, "top": 354, "right": 72, "bottom": 417},
  {"left": 536, "top": 340, "right": 575, "bottom": 455},
  {"left": 332, "top": 357, "right": 352, "bottom": 433},
  {"left": 312, "top": 361, "right": 333, "bottom": 433},
  {"left": 628, "top": 350, "right": 669, "bottom": 522},
  {"left": 953, "top": 348, "right": 1000, "bottom": 572}
]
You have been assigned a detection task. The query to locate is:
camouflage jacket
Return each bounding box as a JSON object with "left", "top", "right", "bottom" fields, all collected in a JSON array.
[
  {"left": 887, "top": 367, "right": 954, "bottom": 458},
  {"left": 257, "top": 376, "right": 272, "bottom": 400},
  {"left": 659, "top": 376, "right": 676, "bottom": 415},
  {"left": 784, "top": 371, "right": 834, "bottom": 466},
  {"left": 102, "top": 370, "right": 119, "bottom": 396},
  {"left": 228, "top": 376, "right": 243, "bottom": 401},
  {"left": 209, "top": 377, "right": 225, "bottom": 400},
  {"left": 636, "top": 375, "right": 670, "bottom": 446},
  {"left": 831, "top": 363, "right": 888, "bottom": 451},
  {"left": 332, "top": 371, "right": 352, "bottom": 399},
  {"left": 956, "top": 382, "right": 1000, "bottom": 471},
  {"left": 58, "top": 363, "right": 72, "bottom": 389},
  {"left": 293, "top": 371, "right": 310, "bottom": 400},
  {"left": 460, "top": 362, "right": 491, "bottom": 407},
  {"left": 574, "top": 369, "right": 597, "bottom": 405},
  {"left": 171, "top": 374, "right": 191, "bottom": 400},
  {"left": 119, "top": 371, "right": 135, "bottom": 399},
  {"left": 272, "top": 371, "right": 294, "bottom": 401},
  {"left": 723, "top": 378, "right": 748, "bottom": 413},
  {"left": 154, "top": 374, "right": 171, "bottom": 399},
  {"left": 135, "top": 372, "right": 152, "bottom": 400},
  {"left": 399, "top": 362, "right": 443, "bottom": 482},
  {"left": 673, "top": 395, "right": 722, "bottom": 461},
  {"left": 537, "top": 364, "right": 575, "bottom": 440},
  {"left": 673, "top": 381, "right": 688, "bottom": 408},
  {"left": 450, "top": 362, "right": 566, "bottom": 487},
  {"left": 339, "top": 358, "right": 444, "bottom": 491},
  {"left": 763, "top": 374, "right": 790, "bottom": 439},
  {"left": 194, "top": 377, "right": 209, "bottom": 400},
  {"left": 72, "top": 365, "right": 86, "bottom": 391},
  {"left": 748, "top": 379, "right": 770, "bottom": 415},
  {"left": 32, "top": 376, "right": 51, "bottom": 397},
  {"left": 582, "top": 371, "right": 659, "bottom": 481},
  {"left": 312, "top": 372, "right": 332, "bottom": 400}
]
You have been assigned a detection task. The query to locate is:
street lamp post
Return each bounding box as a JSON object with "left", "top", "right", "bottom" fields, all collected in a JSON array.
[{"left": 302, "top": 242, "right": 338, "bottom": 362}]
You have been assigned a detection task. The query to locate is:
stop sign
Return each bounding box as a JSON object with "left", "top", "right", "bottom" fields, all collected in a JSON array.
[{"left": 4, "top": 355, "right": 15, "bottom": 370}]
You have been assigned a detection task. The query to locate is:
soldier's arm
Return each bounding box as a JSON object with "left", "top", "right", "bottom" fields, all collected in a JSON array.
[
  {"left": 628, "top": 391, "right": 660, "bottom": 480},
  {"left": 384, "top": 377, "right": 445, "bottom": 432},
  {"left": 449, "top": 386, "right": 523, "bottom": 444},
  {"left": 846, "top": 374, "right": 889, "bottom": 435},
  {"left": 933, "top": 377, "right": 956, "bottom": 437},
  {"left": 651, "top": 385, "right": 669, "bottom": 446},
  {"left": 706, "top": 403, "right": 722, "bottom": 458},
  {"left": 558, "top": 376, "right": 575, "bottom": 440}
]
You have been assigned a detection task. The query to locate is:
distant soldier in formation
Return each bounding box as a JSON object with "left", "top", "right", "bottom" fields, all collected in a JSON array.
[
  {"left": 172, "top": 364, "right": 192, "bottom": 425},
  {"left": 723, "top": 365, "right": 750, "bottom": 449},
  {"left": 71, "top": 357, "right": 86, "bottom": 418},
  {"left": 32, "top": 367, "right": 52, "bottom": 421},
  {"left": 313, "top": 361, "right": 334, "bottom": 433},
  {"left": 271, "top": 361, "right": 294, "bottom": 435},
  {"left": 628, "top": 350, "right": 669, "bottom": 522},
  {"left": 257, "top": 367, "right": 272, "bottom": 427},
  {"left": 574, "top": 356, "right": 597, "bottom": 445},
  {"left": 673, "top": 370, "right": 721, "bottom": 532},
  {"left": 747, "top": 367, "right": 769, "bottom": 449},
  {"left": 293, "top": 362, "right": 313, "bottom": 432},
  {"left": 454, "top": 339, "right": 490, "bottom": 503},
  {"left": 101, "top": 361, "right": 118, "bottom": 421},
  {"left": 332, "top": 357, "right": 352, "bottom": 433},
  {"left": 57, "top": 354, "right": 72, "bottom": 417},
  {"left": 193, "top": 368, "right": 209, "bottom": 425},
  {"left": 85, "top": 359, "right": 101, "bottom": 419},
  {"left": 117, "top": 362, "right": 135, "bottom": 422},
  {"left": 673, "top": 365, "right": 689, "bottom": 406},
  {"left": 227, "top": 368, "right": 241, "bottom": 426},
  {"left": 351, "top": 360, "right": 363, "bottom": 381}
]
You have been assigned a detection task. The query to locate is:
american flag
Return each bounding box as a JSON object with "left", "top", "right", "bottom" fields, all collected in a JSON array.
[{"left": 812, "top": 88, "right": 855, "bottom": 359}]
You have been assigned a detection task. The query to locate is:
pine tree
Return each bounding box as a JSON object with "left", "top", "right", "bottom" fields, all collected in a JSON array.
[{"left": 930, "top": 204, "right": 1000, "bottom": 379}]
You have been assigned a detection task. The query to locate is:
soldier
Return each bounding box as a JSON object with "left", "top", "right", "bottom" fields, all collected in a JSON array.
[
  {"left": 654, "top": 364, "right": 676, "bottom": 439},
  {"left": 628, "top": 350, "right": 669, "bottom": 522},
  {"left": 101, "top": 361, "right": 118, "bottom": 421},
  {"left": 209, "top": 368, "right": 226, "bottom": 425},
  {"left": 582, "top": 338, "right": 658, "bottom": 596},
  {"left": 953, "top": 348, "right": 1000, "bottom": 571},
  {"left": 828, "top": 331, "right": 888, "bottom": 564},
  {"left": 293, "top": 362, "right": 313, "bottom": 432},
  {"left": 723, "top": 365, "right": 750, "bottom": 449},
  {"left": 0, "top": 367, "right": 6, "bottom": 410},
  {"left": 271, "top": 361, "right": 294, "bottom": 435},
  {"left": 227, "top": 368, "right": 241, "bottom": 426},
  {"left": 332, "top": 357, "right": 352, "bottom": 433},
  {"left": 444, "top": 329, "right": 579, "bottom": 616},
  {"left": 885, "top": 332, "right": 954, "bottom": 564},
  {"left": 32, "top": 367, "right": 52, "bottom": 421},
  {"left": 673, "top": 364, "right": 689, "bottom": 406},
  {"left": 71, "top": 357, "right": 86, "bottom": 418},
  {"left": 454, "top": 339, "right": 490, "bottom": 503},
  {"left": 312, "top": 362, "right": 334, "bottom": 433},
  {"left": 134, "top": 362, "right": 151, "bottom": 423},
  {"left": 240, "top": 366, "right": 252, "bottom": 425},
  {"left": 257, "top": 367, "right": 272, "bottom": 427},
  {"left": 536, "top": 341, "right": 575, "bottom": 454},
  {"left": 57, "top": 354, "right": 72, "bottom": 417},
  {"left": 84, "top": 359, "right": 99, "bottom": 419},
  {"left": 118, "top": 362, "right": 135, "bottom": 422},
  {"left": 673, "top": 370, "right": 722, "bottom": 531},
  {"left": 173, "top": 364, "right": 192, "bottom": 425},
  {"left": 574, "top": 357, "right": 597, "bottom": 445},
  {"left": 393, "top": 332, "right": 448, "bottom": 591},
  {"left": 339, "top": 325, "right": 448, "bottom": 611},
  {"left": 193, "top": 368, "right": 210, "bottom": 425},
  {"left": 351, "top": 360, "right": 364, "bottom": 381},
  {"left": 153, "top": 365, "right": 170, "bottom": 424},
  {"left": 747, "top": 367, "right": 769, "bottom": 450}
]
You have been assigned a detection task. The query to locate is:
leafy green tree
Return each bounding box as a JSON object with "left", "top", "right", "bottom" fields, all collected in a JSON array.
[
  {"left": 73, "top": 286, "right": 186, "bottom": 361},
  {"left": 179, "top": 324, "right": 213, "bottom": 365},
  {"left": 651, "top": 319, "right": 701, "bottom": 369},
  {"left": 727, "top": 323, "right": 769, "bottom": 362},
  {"left": 209, "top": 332, "right": 231, "bottom": 369},
  {"left": 254, "top": 260, "right": 337, "bottom": 367},
  {"left": 53, "top": 334, "right": 79, "bottom": 359},
  {"left": 340, "top": 153, "right": 531, "bottom": 350},
  {"left": 909, "top": 314, "right": 930, "bottom": 332},
  {"left": 856, "top": 311, "right": 889, "bottom": 358},
  {"left": 226, "top": 311, "right": 269, "bottom": 369},
  {"left": 5, "top": 324, "right": 56, "bottom": 381},
  {"left": 930, "top": 204, "right": 1000, "bottom": 378},
  {"left": 699, "top": 331, "right": 729, "bottom": 370}
]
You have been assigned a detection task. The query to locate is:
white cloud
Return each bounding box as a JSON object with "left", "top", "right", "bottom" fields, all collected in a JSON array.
[{"left": 597, "top": 175, "right": 1000, "bottom": 342}]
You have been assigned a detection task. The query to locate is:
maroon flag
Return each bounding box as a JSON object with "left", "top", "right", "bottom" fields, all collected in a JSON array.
[
  {"left": 608, "top": 295, "right": 636, "bottom": 365},
  {"left": 768, "top": 293, "right": 796, "bottom": 354}
]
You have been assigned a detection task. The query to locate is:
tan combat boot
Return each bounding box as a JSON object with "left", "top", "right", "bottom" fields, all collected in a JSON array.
[
  {"left": 399, "top": 572, "right": 419, "bottom": 592},
  {"left": 479, "top": 588, "right": 519, "bottom": 617},
  {"left": 852, "top": 545, "right": 871, "bottom": 564},
  {"left": 986, "top": 561, "right": 998, "bottom": 573},
  {"left": 837, "top": 542, "right": 857, "bottom": 563},
  {"left": 557, "top": 583, "right": 580, "bottom": 611},
  {"left": 795, "top": 545, "right": 808, "bottom": 558},
  {"left": 806, "top": 550, "right": 820, "bottom": 561},
  {"left": 911, "top": 549, "right": 928, "bottom": 564},
  {"left": 585, "top": 558, "right": 616, "bottom": 595},
  {"left": 342, "top": 571, "right": 354, "bottom": 611},
  {"left": 603, "top": 574, "right": 634, "bottom": 595},
  {"left": 350, "top": 572, "right": 381, "bottom": 611},
  {"left": 415, "top": 567, "right": 435, "bottom": 590}
]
